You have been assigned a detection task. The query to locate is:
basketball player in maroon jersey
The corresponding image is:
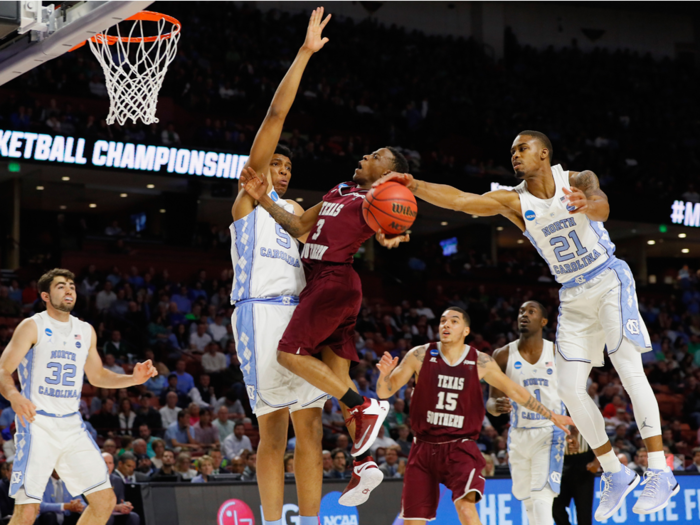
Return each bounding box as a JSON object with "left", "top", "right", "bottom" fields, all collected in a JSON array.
[
  {"left": 239, "top": 150, "right": 410, "bottom": 505},
  {"left": 375, "top": 307, "right": 572, "bottom": 524}
]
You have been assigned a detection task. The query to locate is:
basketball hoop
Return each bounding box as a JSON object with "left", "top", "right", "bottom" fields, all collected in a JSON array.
[{"left": 71, "top": 11, "right": 181, "bottom": 126}]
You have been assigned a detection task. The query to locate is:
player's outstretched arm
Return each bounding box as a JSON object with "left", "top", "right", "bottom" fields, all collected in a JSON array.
[
  {"left": 374, "top": 172, "right": 525, "bottom": 230},
  {"left": 485, "top": 346, "right": 512, "bottom": 417},
  {"left": 375, "top": 346, "right": 426, "bottom": 399},
  {"left": 84, "top": 327, "right": 157, "bottom": 389},
  {"left": 0, "top": 319, "right": 37, "bottom": 427},
  {"left": 239, "top": 166, "right": 322, "bottom": 237},
  {"left": 476, "top": 351, "right": 574, "bottom": 434},
  {"left": 565, "top": 170, "right": 609, "bottom": 222},
  {"left": 233, "top": 7, "right": 331, "bottom": 221}
]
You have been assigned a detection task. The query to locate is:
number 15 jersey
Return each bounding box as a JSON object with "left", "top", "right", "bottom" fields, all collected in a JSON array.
[{"left": 21, "top": 311, "right": 92, "bottom": 417}]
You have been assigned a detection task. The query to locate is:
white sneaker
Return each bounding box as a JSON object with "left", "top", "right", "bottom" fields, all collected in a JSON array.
[{"left": 338, "top": 457, "right": 383, "bottom": 507}]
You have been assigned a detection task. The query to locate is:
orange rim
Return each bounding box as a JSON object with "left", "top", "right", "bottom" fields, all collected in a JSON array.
[{"left": 69, "top": 11, "right": 181, "bottom": 51}]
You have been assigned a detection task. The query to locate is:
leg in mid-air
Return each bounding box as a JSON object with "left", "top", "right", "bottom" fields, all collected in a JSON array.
[{"left": 289, "top": 407, "right": 324, "bottom": 522}]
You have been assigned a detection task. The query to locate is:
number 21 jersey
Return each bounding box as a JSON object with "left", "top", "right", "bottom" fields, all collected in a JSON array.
[{"left": 409, "top": 342, "right": 485, "bottom": 443}]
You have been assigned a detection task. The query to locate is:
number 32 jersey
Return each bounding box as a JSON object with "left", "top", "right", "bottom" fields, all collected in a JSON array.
[
  {"left": 515, "top": 164, "right": 616, "bottom": 288},
  {"left": 230, "top": 190, "right": 305, "bottom": 303},
  {"left": 409, "top": 342, "right": 485, "bottom": 443},
  {"left": 21, "top": 311, "right": 92, "bottom": 416}
]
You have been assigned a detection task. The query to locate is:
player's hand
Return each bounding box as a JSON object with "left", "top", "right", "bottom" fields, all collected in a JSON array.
[
  {"left": 66, "top": 499, "right": 85, "bottom": 513},
  {"left": 9, "top": 391, "right": 36, "bottom": 427},
  {"left": 301, "top": 7, "right": 331, "bottom": 53},
  {"left": 495, "top": 396, "right": 512, "bottom": 414},
  {"left": 551, "top": 413, "right": 574, "bottom": 435},
  {"left": 373, "top": 171, "right": 417, "bottom": 192},
  {"left": 132, "top": 359, "right": 157, "bottom": 385},
  {"left": 376, "top": 232, "right": 410, "bottom": 249},
  {"left": 376, "top": 352, "right": 399, "bottom": 377},
  {"left": 115, "top": 502, "right": 133, "bottom": 514},
  {"left": 566, "top": 435, "right": 579, "bottom": 454},
  {"left": 239, "top": 166, "right": 269, "bottom": 201},
  {"left": 562, "top": 186, "right": 588, "bottom": 214}
]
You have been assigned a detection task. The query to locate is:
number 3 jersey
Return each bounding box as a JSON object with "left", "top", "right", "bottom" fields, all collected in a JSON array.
[
  {"left": 505, "top": 340, "right": 564, "bottom": 429},
  {"left": 230, "top": 190, "right": 305, "bottom": 303},
  {"left": 515, "top": 164, "right": 616, "bottom": 289},
  {"left": 21, "top": 311, "right": 92, "bottom": 416},
  {"left": 409, "top": 342, "right": 485, "bottom": 443}
]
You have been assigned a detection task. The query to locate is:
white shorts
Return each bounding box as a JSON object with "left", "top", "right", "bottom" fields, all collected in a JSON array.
[
  {"left": 232, "top": 299, "right": 327, "bottom": 417},
  {"left": 556, "top": 258, "right": 651, "bottom": 367},
  {"left": 508, "top": 426, "right": 565, "bottom": 500},
  {"left": 11, "top": 413, "right": 110, "bottom": 504}
]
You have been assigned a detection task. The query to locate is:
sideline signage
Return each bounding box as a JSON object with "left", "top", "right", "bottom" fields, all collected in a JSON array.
[{"left": 0, "top": 129, "right": 248, "bottom": 179}]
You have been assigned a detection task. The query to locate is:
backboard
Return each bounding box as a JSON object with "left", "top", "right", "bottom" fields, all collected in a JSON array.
[{"left": 0, "top": 1, "right": 153, "bottom": 86}]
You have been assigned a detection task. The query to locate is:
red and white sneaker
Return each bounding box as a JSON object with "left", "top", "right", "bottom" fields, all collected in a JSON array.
[
  {"left": 347, "top": 397, "right": 390, "bottom": 457},
  {"left": 338, "top": 456, "right": 384, "bottom": 507}
]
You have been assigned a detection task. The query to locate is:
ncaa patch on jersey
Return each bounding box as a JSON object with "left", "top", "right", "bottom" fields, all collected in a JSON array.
[
  {"left": 430, "top": 349, "right": 439, "bottom": 357},
  {"left": 547, "top": 368, "right": 553, "bottom": 375},
  {"left": 45, "top": 328, "right": 52, "bottom": 337},
  {"left": 514, "top": 361, "right": 522, "bottom": 369},
  {"left": 75, "top": 342, "right": 81, "bottom": 348},
  {"left": 524, "top": 210, "right": 536, "bottom": 221}
]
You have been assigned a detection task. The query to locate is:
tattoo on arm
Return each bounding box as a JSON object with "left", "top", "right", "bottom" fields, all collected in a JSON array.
[
  {"left": 522, "top": 394, "right": 553, "bottom": 420},
  {"left": 264, "top": 202, "right": 304, "bottom": 237},
  {"left": 477, "top": 352, "right": 495, "bottom": 368},
  {"left": 414, "top": 347, "right": 427, "bottom": 364},
  {"left": 383, "top": 375, "right": 393, "bottom": 393},
  {"left": 572, "top": 170, "right": 605, "bottom": 199}
]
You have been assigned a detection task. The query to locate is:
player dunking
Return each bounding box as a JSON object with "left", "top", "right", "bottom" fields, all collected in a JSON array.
[
  {"left": 377, "top": 130, "right": 679, "bottom": 519},
  {"left": 231, "top": 9, "right": 330, "bottom": 525},
  {"left": 375, "top": 308, "right": 572, "bottom": 524},
  {"left": 240, "top": 150, "right": 409, "bottom": 504},
  {"left": 0, "top": 269, "right": 157, "bottom": 525},
  {"left": 487, "top": 301, "right": 565, "bottom": 525}
]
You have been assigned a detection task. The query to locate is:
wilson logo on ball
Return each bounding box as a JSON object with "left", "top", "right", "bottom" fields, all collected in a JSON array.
[
  {"left": 391, "top": 203, "right": 417, "bottom": 218},
  {"left": 362, "top": 181, "right": 418, "bottom": 235}
]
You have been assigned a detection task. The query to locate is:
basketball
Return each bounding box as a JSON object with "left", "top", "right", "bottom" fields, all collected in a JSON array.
[{"left": 362, "top": 182, "right": 418, "bottom": 234}]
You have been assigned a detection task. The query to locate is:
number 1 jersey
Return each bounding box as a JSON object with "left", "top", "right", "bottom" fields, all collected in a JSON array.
[
  {"left": 21, "top": 311, "right": 92, "bottom": 416},
  {"left": 230, "top": 190, "right": 305, "bottom": 303},
  {"left": 409, "top": 342, "right": 485, "bottom": 443}
]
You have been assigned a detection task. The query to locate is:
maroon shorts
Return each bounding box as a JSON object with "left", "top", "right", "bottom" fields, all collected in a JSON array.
[
  {"left": 401, "top": 439, "right": 486, "bottom": 521},
  {"left": 278, "top": 262, "right": 361, "bottom": 362}
]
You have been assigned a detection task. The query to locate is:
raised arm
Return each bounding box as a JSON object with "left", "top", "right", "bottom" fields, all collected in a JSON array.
[
  {"left": 565, "top": 170, "right": 609, "bottom": 222},
  {"left": 476, "top": 351, "right": 573, "bottom": 434},
  {"left": 0, "top": 319, "right": 38, "bottom": 427},
  {"left": 239, "top": 166, "right": 322, "bottom": 237},
  {"left": 232, "top": 7, "right": 331, "bottom": 221},
  {"left": 485, "top": 346, "right": 512, "bottom": 417},
  {"left": 374, "top": 172, "right": 525, "bottom": 231},
  {"left": 375, "top": 346, "right": 427, "bottom": 399},
  {"left": 84, "top": 326, "right": 157, "bottom": 389}
]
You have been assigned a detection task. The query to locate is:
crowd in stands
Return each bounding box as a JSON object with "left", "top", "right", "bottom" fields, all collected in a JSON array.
[
  {"left": 0, "top": 256, "right": 699, "bottom": 495},
  {"left": 1, "top": 3, "right": 699, "bottom": 197}
]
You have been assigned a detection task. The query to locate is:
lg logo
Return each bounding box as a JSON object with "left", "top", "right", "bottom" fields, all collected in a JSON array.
[{"left": 218, "top": 499, "right": 254, "bottom": 525}]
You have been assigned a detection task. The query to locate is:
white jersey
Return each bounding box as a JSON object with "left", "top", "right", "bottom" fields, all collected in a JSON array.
[
  {"left": 230, "top": 190, "right": 305, "bottom": 303},
  {"left": 515, "top": 164, "right": 616, "bottom": 288},
  {"left": 505, "top": 339, "right": 565, "bottom": 429},
  {"left": 21, "top": 311, "right": 92, "bottom": 417}
]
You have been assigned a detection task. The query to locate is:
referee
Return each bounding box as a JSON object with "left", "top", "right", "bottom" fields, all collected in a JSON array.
[{"left": 553, "top": 426, "right": 597, "bottom": 525}]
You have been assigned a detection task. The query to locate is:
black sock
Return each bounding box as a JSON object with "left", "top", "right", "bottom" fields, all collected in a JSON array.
[
  {"left": 340, "top": 389, "right": 364, "bottom": 408},
  {"left": 355, "top": 450, "right": 372, "bottom": 462}
]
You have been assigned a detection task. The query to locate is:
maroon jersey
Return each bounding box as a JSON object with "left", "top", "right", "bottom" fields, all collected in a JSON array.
[
  {"left": 410, "top": 342, "right": 485, "bottom": 443},
  {"left": 301, "top": 182, "right": 375, "bottom": 264}
]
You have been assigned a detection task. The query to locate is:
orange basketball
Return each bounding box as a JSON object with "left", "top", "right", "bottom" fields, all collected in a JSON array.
[{"left": 362, "top": 181, "right": 418, "bottom": 234}]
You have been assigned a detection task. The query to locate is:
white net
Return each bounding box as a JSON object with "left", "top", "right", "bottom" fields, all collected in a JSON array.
[{"left": 88, "top": 14, "right": 181, "bottom": 125}]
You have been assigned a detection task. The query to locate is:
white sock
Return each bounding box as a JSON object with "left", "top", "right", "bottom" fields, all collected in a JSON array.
[
  {"left": 647, "top": 451, "right": 667, "bottom": 470},
  {"left": 524, "top": 500, "right": 535, "bottom": 525},
  {"left": 598, "top": 450, "right": 622, "bottom": 473}
]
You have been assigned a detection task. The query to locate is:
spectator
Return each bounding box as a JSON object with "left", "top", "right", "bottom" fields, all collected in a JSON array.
[
  {"left": 228, "top": 456, "right": 245, "bottom": 476},
  {"left": 0, "top": 460, "right": 14, "bottom": 518},
  {"left": 103, "top": 354, "right": 125, "bottom": 375},
  {"left": 101, "top": 452, "right": 139, "bottom": 525},
  {"left": 208, "top": 315, "right": 228, "bottom": 343},
  {"left": 164, "top": 411, "right": 199, "bottom": 452},
  {"left": 104, "top": 330, "right": 132, "bottom": 364},
  {"left": 0, "top": 287, "right": 20, "bottom": 317},
  {"left": 193, "top": 409, "right": 220, "bottom": 447},
  {"left": 102, "top": 439, "right": 117, "bottom": 456},
  {"left": 91, "top": 398, "right": 119, "bottom": 433},
  {"left": 108, "top": 290, "right": 129, "bottom": 319},
  {"left": 685, "top": 448, "right": 700, "bottom": 472},
  {"left": 38, "top": 471, "right": 86, "bottom": 525},
  {"left": 385, "top": 398, "right": 407, "bottom": 430},
  {"left": 192, "top": 455, "right": 215, "bottom": 483},
  {"left": 112, "top": 452, "right": 139, "bottom": 484},
  {"left": 136, "top": 424, "right": 158, "bottom": 457},
  {"left": 327, "top": 448, "right": 349, "bottom": 479},
  {"left": 189, "top": 374, "right": 217, "bottom": 408},
  {"left": 174, "top": 360, "right": 195, "bottom": 396},
  {"left": 187, "top": 403, "right": 201, "bottom": 427},
  {"left": 378, "top": 447, "right": 403, "bottom": 479},
  {"left": 0, "top": 406, "right": 15, "bottom": 429},
  {"left": 321, "top": 400, "right": 345, "bottom": 440},
  {"left": 395, "top": 424, "right": 412, "bottom": 456},
  {"left": 241, "top": 452, "right": 257, "bottom": 481},
  {"left": 354, "top": 376, "right": 377, "bottom": 400},
  {"left": 482, "top": 453, "right": 496, "bottom": 477},
  {"left": 161, "top": 123, "right": 181, "bottom": 146},
  {"left": 190, "top": 323, "right": 213, "bottom": 353},
  {"left": 132, "top": 394, "right": 162, "bottom": 437},
  {"left": 283, "top": 453, "right": 295, "bottom": 478},
  {"left": 96, "top": 282, "right": 117, "bottom": 313},
  {"left": 214, "top": 391, "right": 246, "bottom": 421},
  {"left": 159, "top": 374, "right": 189, "bottom": 408},
  {"left": 629, "top": 447, "right": 648, "bottom": 476},
  {"left": 171, "top": 286, "right": 192, "bottom": 314},
  {"left": 159, "top": 391, "right": 182, "bottom": 428},
  {"left": 150, "top": 449, "right": 183, "bottom": 482},
  {"left": 213, "top": 405, "right": 235, "bottom": 442},
  {"left": 201, "top": 343, "right": 227, "bottom": 375},
  {"left": 118, "top": 399, "right": 137, "bottom": 435},
  {"left": 222, "top": 422, "right": 252, "bottom": 460},
  {"left": 335, "top": 434, "right": 350, "bottom": 453},
  {"left": 174, "top": 452, "right": 198, "bottom": 481},
  {"left": 151, "top": 439, "right": 166, "bottom": 469},
  {"left": 144, "top": 363, "right": 169, "bottom": 397},
  {"left": 322, "top": 450, "right": 333, "bottom": 478},
  {"left": 370, "top": 426, "right": 398, "bottom": 455}
]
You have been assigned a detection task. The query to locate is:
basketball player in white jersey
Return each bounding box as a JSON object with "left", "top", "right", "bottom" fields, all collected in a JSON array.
[
  {"left": 0, "top": 268, "right": 156, "bottom": 525},
  {"left": 488, "top": 301, "right": 565, "bottom": 525},
  {"left": 230, "top": 9, "right": 330, "bottom": 525},
  {"left": 376, "top": 130, "right": 678, "bottom": 520}
]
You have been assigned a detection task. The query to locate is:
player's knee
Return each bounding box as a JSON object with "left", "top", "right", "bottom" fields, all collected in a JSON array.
[
  {"left": 88, "top": 488, "right": 116, "bottom": 515},
  {"left": 14, "top": 503, "right": 40, "bottom": 523},
  {"left": 276, "top": 350, "right": 293, "bottom": 370},
  {"left": 455, "top": 497, "right": 480, "bottom": 525}
]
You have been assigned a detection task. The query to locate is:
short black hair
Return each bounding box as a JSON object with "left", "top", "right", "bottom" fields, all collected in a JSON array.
[
  {"left": 442, "top": 307, "right": 471, "bottom": 326},
  {"left": 518, "top": 130, "right": 553, "bottom": 160},
  {"left": 522, "top": 300, "right": 548, "bottom": 319},
  {"left": 234, "top": 421, "right": 245, "bottom": 429},
  {"left": 119, "top": 452, "right": 137, "bottom": 463},
  {"left": 274, "top": 144, "right": 293, "bottom": 160},
  {"left": 386, "top": 146, "right": 409, "bottom": 173}
]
